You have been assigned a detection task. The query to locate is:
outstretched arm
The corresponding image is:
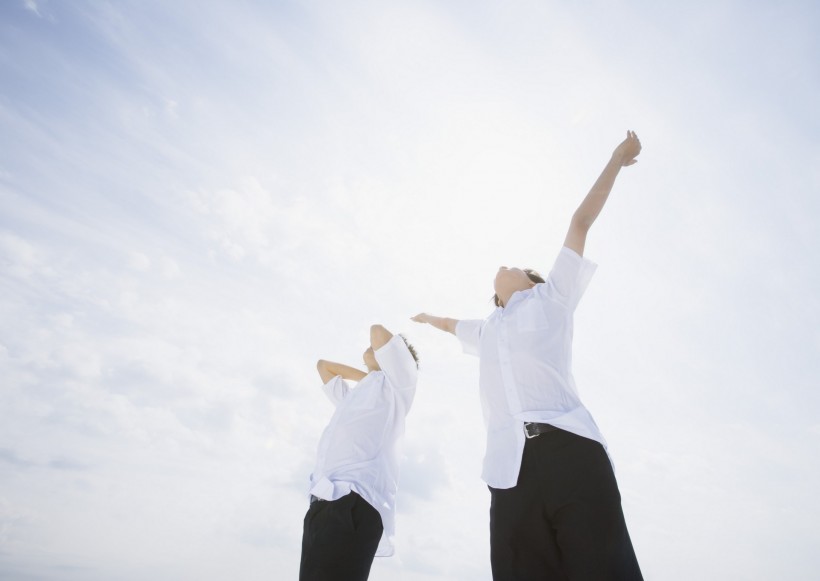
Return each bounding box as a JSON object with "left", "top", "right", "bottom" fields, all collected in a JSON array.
[
  {"left": 411, "top": 313, "right": 458, "bottom": 335},
  {"left": 316, "top": 359, "right": 367, "bottom": 384},
  {"left": 564, "top": 130, "right": 642, "bottom": 256}
]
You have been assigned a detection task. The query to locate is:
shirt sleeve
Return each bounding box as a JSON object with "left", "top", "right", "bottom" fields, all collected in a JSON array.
[
  {"left": 321, "top": 375, "right": 350, "bottom": 406},
  {"left": 374, "top": 335, "right": 418, "bottom": 394},
  {"left": 540, "top": 246, "right": 598, "bottom": 310},
  {"left": 455, "top": 319, "right": 484, "bottom": 357}
]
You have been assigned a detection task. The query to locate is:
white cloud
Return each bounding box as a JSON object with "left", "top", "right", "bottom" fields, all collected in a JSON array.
[
  {"left": 127, "top": 251, "right": 151, "bottom": 271},
  {"left": 0, "top": 231, "right": 41, "bottom": 278},
  {"left": 22, "top": 0, "right": 41, "bottom": 18},
  {"left": 159, "top": 255, "right": 180, "bottom": 278}
]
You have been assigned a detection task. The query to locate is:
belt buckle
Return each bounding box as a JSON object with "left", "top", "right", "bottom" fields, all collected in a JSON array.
[{"left": 524, "top": 422, "right": 537, "bottom": 439}]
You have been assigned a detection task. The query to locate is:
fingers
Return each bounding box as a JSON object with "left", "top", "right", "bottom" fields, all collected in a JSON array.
[
  {"left": 616, "top": 130, "right": 641, "bottom": 166},
  {"left": 626, "top": 130, "right": 641, "bottom": 157}
]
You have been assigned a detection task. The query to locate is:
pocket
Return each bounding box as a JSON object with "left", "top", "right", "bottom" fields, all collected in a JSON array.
[
  {"left": 349, "top": 493, "right": 374, "bottom": 532},
  {"left": 330, "top": 493, "right": 357, "bottom": 533},
  {"left": 515, "top": 301, "right": 549, "bottom": 333},
  {"left": 349, "top": 494, "right": 363, "bottom": 532},
  {"left": 349, "top": 494, "right": 382, "bottom": 537},
  {"left": 349, "top": 383, "right": 385, "bottom": 410}
]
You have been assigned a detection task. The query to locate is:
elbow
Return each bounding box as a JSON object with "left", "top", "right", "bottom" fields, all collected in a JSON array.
[
  {"left": 370, "top": 324, "right": 385, "bottom": 341},
  {"left": 571, "top": 212, "right": 593, "bottom": 233},
  {"left": 572, "top": 212, "right": 595, "bottom": 233},
  {"left": 370, "top": 324, "right": 392, "bottom": 348},
  {"left": 316, "top": 359, "right": 326, "bottom": 372}
]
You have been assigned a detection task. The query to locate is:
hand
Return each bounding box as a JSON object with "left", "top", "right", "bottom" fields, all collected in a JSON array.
[
  {"left": 612, "top": 130, "right": 641, "bottom": 167},
  {"left": 411, "top": 313, "right": 432, "bottom": 324},
  {"left": 411, "top": 312, "right": 457, "bottom": 334}
]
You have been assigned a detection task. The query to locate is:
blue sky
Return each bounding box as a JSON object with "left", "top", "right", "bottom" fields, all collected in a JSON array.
[{"left": 1, "top": 0, "right": 819, "bottom": 579}]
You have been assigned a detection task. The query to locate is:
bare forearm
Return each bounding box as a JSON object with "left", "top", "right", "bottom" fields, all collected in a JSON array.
[
  {"left": 316, "top": 359, "right": 367, "bottom": 383},
  {"left": 564, "top": 131, "right": 642, "bottom": 256},
  {"left": 572, "top": 155, "right": 622, "bottom": 230},
  {"left": 370, "top": 324, "right": 393, "bottom": 351},
  {"left": 411, "top": 313, "right": 458, "bottom": 335}
]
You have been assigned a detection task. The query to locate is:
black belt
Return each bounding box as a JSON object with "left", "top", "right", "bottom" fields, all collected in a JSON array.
[
  {"left": 524, "top": 422, "right": 559, "bottom": 439},
  {"left": 309, "top": 495, "right": 326, "bottom": 504}
]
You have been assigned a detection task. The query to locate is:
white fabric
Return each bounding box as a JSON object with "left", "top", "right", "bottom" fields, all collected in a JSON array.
[
  {"left": 456, "top": 246, "right": 607, "bottom": 489},
  {"left": 308, "top": 334, "right": 418, "bottom": 557}
]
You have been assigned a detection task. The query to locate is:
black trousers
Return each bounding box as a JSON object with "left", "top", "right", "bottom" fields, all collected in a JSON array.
[
  {"left": 489, "top": 429, "right": 643, "bottom": 581},
  {"left": 299, "top": 492, "right": 384, "bottom": 581}
]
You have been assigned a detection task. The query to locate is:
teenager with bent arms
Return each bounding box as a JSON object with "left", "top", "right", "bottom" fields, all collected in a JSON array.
[
  {"left": 412, "top": 131, "right": 644, "bottom": 580},
  {"left": 300, "top": 324, "right": 419, "bottom": 581}
]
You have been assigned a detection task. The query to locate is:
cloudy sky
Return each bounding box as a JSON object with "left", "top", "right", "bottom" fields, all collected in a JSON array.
[{"left": 1, "top": 0, "right": 819, "bottom": 579}]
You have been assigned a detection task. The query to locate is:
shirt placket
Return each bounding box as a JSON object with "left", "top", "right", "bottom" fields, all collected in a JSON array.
[
  {"left": 497, "top": 315, "right": 522, "bottom": 416},
  {"left": 312, "top": 385, "right": 353, "bottom": 487}
]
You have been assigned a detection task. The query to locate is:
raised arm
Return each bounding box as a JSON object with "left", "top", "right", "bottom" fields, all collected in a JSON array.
[
  {"left": 410, "top": 313, "right": 458, "bottom": 335},
  {"left": 316, "top": 359, "right": 367, "bottom": 384},
  {"left": 564, "top": 130, "right": 642, "bottom": 256},
  {"left": 370, "top": 324, "right": 394, "bottom": 351}
]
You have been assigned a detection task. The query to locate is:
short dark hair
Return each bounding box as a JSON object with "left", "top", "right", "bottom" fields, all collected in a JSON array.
[
  {"left": 492, "top": 268, "right": 545, "bottom": 307},
  {"left": 398, "top": 334, "right": 420, "bottom": 369}
]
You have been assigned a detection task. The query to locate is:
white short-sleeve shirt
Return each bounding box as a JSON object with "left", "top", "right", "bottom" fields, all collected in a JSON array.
[
  {"left": 456, "top": 246, "right": 606, "bottom": 489},
  {"left": 308, "top": 334, "right": 418, "bottom": 556}
]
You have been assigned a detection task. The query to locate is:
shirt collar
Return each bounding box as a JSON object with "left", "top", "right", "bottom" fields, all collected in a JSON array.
[{"left": 502, "top": 287, "right": 532, "bottom": 310}]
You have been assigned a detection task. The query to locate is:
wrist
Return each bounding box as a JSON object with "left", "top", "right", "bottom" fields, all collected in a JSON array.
[{"left": 610, "top": 153, "right": 626, "bottom": 167}]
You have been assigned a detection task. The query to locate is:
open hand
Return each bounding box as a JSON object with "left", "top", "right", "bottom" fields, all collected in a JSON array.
[
  {"left": 612, "top": 130, "right": 641, "bottom": 167},
  {"left": 411, "top": 313, "right": 431, "bottom": 324}
]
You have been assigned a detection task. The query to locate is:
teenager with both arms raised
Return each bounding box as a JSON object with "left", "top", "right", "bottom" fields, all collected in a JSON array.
[{"left": 300, "top": 324, "right": 419, "bottom": 581}]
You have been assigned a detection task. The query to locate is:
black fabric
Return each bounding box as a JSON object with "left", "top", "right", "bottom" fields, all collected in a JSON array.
[
  {"left": 299, "top": 492, "right": 384, "bottom": 581},
  {"left": 489, "top": 429, "right": 642, "bottom": 581}
]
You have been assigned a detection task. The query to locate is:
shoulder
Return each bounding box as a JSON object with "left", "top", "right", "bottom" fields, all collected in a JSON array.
[{"left": 371, "top": 327, "right": 418, "bottom": 387}]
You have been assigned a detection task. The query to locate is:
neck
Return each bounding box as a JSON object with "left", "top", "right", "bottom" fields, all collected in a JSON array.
[{"left": 499, "top": 284, "right": 533, "bottom": 308}]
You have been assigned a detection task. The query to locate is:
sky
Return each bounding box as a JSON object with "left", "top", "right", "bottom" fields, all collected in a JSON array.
[{"left": 1, "top": 0, "right": 819, "bottom": 579}]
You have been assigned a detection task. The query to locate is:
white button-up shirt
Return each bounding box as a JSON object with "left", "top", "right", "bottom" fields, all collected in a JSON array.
[
  {"left": 456, "top": 246, "right": 606, "bottom": 489},
  {"left": 308, "top": 335, "right": 418, "bottom": 556}
]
